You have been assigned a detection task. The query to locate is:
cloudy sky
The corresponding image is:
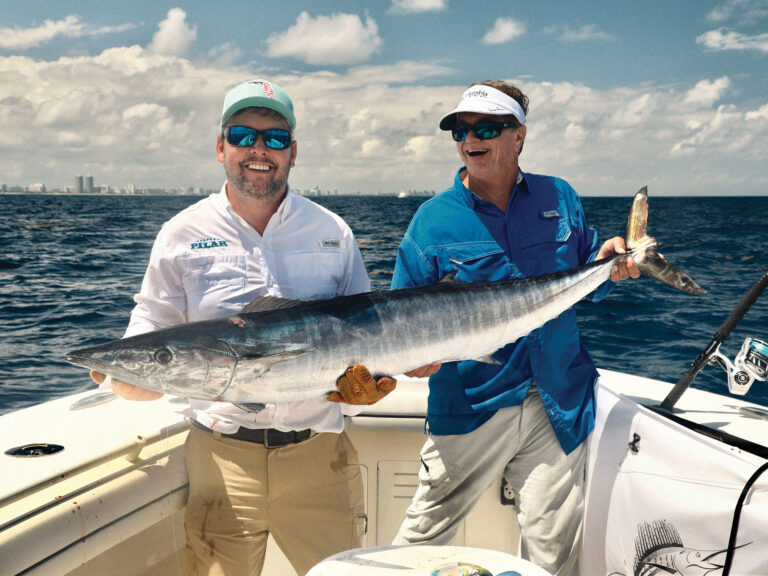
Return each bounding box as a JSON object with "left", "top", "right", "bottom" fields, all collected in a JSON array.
[{"left": 1, "top": 0, "right": 767, "bottom": 196}]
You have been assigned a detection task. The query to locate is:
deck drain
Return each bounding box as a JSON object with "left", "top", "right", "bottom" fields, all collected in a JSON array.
[{"left": 5, "top": 443, "right": 65, "bottom": 457}]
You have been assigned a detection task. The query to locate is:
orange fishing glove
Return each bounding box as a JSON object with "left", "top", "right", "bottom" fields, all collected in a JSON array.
[{"left": 329, "top": 364, "right": 396, "bottom": 405}]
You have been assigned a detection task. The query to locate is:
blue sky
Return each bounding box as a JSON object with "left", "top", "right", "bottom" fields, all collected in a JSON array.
[{"left": 1, "top": 0, "right": 767, "bottom": 195}]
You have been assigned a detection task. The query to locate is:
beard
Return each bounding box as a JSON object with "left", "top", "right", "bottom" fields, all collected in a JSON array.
[{"left": 224, "top": 153, "right": 292, "bottom": 201}]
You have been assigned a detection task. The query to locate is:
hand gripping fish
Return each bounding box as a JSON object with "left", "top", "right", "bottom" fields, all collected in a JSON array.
[{"left": 67, "top": 187, "right": 704, "bottom": 403}]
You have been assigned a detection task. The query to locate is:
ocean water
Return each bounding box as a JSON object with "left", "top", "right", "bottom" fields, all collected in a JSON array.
[{"left": 1, "top": 193, "right": 766, "bottom": 415}]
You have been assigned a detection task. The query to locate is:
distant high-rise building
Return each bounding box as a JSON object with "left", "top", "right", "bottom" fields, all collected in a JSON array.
[
  {"left": 85, "top": 175, "right": 94, "bottom": 194},
  {"left": 75, "top": 175, "right": 84, "bottom": 194}
]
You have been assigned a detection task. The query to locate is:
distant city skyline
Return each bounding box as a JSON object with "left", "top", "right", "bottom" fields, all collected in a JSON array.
[
  {"left": 0, "top": 175, "right": 435, "bottom": 197},
  {"left": 1, "top": 2, "right": 767, "bottom": 196},
  {"left": 0, "top": 174, "right": 215, "bottom": 196}
]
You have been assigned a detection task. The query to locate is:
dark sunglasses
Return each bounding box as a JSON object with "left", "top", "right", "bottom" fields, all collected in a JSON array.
[
  {"left": 451, "top": 121, "right": 517, "bottom": 142},
  {"left": 223, "top": 126, "right": 293, "bottom": 150}
]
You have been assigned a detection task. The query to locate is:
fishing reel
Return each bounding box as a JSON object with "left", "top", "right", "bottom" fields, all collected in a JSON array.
[
  {"left": 661, "top": 272, "right": 768, "bottom": 410},
  {"left": 708, "top": 338, "right": 768, "bottom": 396}
]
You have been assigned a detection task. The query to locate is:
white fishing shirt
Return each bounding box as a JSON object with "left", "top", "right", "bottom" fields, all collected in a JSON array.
[{"left": 112, "top": 184, "right": 371, "bottom": 434}]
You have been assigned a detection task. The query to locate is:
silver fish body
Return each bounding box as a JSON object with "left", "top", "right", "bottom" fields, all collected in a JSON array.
[{"left": 67, "top": 187, "right": 704, "bottom": 403}]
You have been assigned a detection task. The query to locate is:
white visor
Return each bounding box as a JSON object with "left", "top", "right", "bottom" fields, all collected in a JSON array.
[{"left": 439, "top": 85, "right": 526, "bottom": 130}]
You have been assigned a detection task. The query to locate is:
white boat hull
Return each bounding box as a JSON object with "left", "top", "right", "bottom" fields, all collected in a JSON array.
[
  {"left": 1, "top": 370, "right": 766, "bottom": 575},
  {"left": 584, "top": 372, "right": 768, "bottom": 576}
]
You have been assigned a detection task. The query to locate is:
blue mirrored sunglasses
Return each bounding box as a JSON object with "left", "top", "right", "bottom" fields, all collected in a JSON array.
[
  {"left": 451, "top": 121, "right": 516, "bottom": 142},
  {"left": 223, "top": 126, "right": 292, "bottom": 150}
]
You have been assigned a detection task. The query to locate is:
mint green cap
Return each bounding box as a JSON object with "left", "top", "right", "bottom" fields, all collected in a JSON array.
[{"left": 220, "top": 79, "right": 296, "bottom": 130}]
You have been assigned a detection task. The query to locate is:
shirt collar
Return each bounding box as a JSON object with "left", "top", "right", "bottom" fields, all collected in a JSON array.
[
  {"left": 453, "top": 167, "right": 528, "bottom": 211},
  {"left": 218, "top": 181, "right": 294, "bottom": 229},
  {"left": 277, "top": 186, "right": 294, "bottom": 223}
]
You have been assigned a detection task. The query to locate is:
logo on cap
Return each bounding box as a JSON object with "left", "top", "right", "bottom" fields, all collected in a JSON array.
[{"left": 250, "top": 80, "right": 275, "bottom": 99}]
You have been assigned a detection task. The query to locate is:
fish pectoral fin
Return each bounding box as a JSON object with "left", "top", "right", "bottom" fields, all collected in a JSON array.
[
  {"left": 237, "top": 348, "right": 316, "bottom": 378},
  {"left": 251, "top": 348, "right": 317, "bottom": 364},
  {"left": 475, "top": 354, "right": 502, "bottom": 365}
]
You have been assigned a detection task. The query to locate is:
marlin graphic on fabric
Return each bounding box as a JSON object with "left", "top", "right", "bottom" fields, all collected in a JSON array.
[
  {"left": 67, "top": 187, "right": 705, "bottom": 404},
  {"left": 607, "top": 519, "right": 750, "bottom": 576}
]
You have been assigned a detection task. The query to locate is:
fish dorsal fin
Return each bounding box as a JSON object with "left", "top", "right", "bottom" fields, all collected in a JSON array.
[
  {"left": 239, "top": 296, "right": 305, "bottom": 314},
  {"left": 438, "top": 270, "right": 459, "bottom": 283}
]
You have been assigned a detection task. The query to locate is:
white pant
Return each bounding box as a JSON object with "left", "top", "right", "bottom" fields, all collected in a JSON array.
[{"left": 393, "top": 387, "right": 585, "bottom": 576}]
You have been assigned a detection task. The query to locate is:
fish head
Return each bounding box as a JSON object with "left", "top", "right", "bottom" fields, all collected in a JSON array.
[{"left": 67, "top": 328, "right": 238, "bottom": 400}]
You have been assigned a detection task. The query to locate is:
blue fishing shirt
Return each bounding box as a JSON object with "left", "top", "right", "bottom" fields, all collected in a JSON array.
[{"left": 391, "top": 168, "right": 614, "bottom": 454}]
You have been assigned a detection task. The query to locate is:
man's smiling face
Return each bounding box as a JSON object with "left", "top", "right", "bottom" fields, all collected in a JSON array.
[
  {"left": 217, "top": 108, "right": 296, "bottom": 201},
  {"left": 456, "top": 112, "right": 525, "bottom": 181}
]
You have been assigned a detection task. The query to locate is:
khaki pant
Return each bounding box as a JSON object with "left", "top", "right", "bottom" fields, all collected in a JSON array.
[
  {"left": 184, "top": 426, "right": 365, "bottom": 576},
  {"left": 393, "top": 387, "right": 585, "bottom": 576}
]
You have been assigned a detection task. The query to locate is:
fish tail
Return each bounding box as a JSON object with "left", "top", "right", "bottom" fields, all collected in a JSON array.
[{"left": 625, "top": 187, "right": 706, "bottom": 295}]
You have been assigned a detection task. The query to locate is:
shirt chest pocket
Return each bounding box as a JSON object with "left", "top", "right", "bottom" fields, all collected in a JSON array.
[
  {"left": 180, "top": 253, "right": 247, "bottom": 296},
  {"left": 517, "top": 216, "right": 575, "bottom": 272},
  {"left": 275, "top": 250, "right": 344, "bottom": 300},
  {"left": 445, "top": 243, "right": 510, "bottom": 282}
]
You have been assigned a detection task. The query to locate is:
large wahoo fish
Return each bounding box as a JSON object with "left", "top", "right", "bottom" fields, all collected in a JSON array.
[{"left": 67, "top": 188, "right": 704, "bottom": 403}]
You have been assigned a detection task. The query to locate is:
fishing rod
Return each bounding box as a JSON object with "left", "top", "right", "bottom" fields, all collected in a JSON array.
[{"left": 660, "top": 270, "right": 768, "bottom": 411}]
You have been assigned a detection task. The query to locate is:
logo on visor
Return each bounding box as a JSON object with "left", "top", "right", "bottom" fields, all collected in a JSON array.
[{"left": 464, "top": 89, "right": 489, "bottom": 99}]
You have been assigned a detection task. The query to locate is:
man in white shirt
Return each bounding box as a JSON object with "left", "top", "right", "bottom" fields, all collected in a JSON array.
[{"left": 90, "top": 78, "right": 394, "bottom": 575}]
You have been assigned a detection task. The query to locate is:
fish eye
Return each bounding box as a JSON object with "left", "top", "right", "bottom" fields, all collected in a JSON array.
[{"left": 153, "top": 347, "right": 173, "bottom": 365}]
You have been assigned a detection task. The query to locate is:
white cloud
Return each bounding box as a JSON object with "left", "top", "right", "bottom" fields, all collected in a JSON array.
[
  {"left": 147, "top": 8, "right": 197, "bottom": 57},
  {"left": 208, "top": 42, "right": 241, "bottom": 66},
  {"left": 517, "top": 79, "right": 768, "bottom": 192},
  {"left": 0, "top": 45, "right": 230, "bottom": 189},
  {"left": 1, "top": 28, "right": 767, "bottom": 197},
  {"left": 483, "top": 18, "right": 526, "bottom": 45},
  {"left": 266, "top": 12, "right": 382, "bottom": 66},
  {"left": 706, "top": 0, "right": 768, "bottom": 24},
  {"left": 359, "top": 138, "right": 387, "bottom": 158},
  {"left": 345, "top": 60, "right": 453, "bottom": 86},
  {"left": 707, "top": 1, "right": 740, "bottom": 22},
  {"left": 670, "top": 105, "right": 750, "bottom": 156},
  {"left": 683, "top": 76, "right": 731, "bottom": 107},
  {"left": 560, "top": 24, "right": 614, "bottom": 42},
  {"left": 0, "top": 15, "right": 136, "bottom": 51},
  {"left": 389, "top": 0, "right": 447, "bottom": 14},
  {"left": 746, "top": 102, "right": 768, "bottom": 121},
  {"left": 697, "top": 28, "right": 768, "bottom": 52},
  {"left": 564, "top": 122, "right": 587, "bottom": 142},
  {"left": 403, "top": 134, "right": 442, "bottom": 162}
]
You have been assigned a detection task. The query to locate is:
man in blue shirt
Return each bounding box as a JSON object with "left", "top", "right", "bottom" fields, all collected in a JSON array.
[{"left": 391, "top": 81, "right": 639, "bottom": 576}]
